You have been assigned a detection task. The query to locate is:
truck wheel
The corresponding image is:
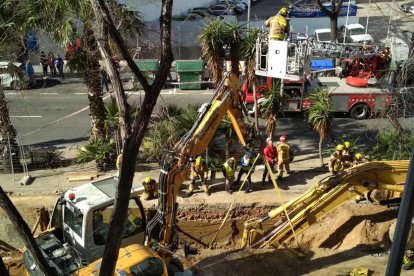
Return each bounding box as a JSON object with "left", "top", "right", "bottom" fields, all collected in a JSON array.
[{"left": 350, "top": 104, "right": 369, "bottom": 120}]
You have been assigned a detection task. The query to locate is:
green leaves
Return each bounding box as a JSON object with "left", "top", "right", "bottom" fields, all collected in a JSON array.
[
  {"left": 307, "top": 88, "right": 336, "bottom": 139},
  {"left": 76, "top": 137, "right": 116, "bottom": 169},
  {"left": 371, "top": 129, "right": 414, "bottom": 160}
]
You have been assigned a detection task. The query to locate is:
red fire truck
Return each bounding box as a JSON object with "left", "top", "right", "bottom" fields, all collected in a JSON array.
[{"left": 243, "top": 76, "right": 392, "bottom": 120}]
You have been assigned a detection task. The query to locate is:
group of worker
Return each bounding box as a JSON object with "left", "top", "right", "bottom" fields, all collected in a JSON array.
[
  {"left": 328, "top": 141, "right": 364, "bottom": 175},
  {"left": 189, "top": 135, "right": 294, "bottom": 196},
  {"left": 137, "top": 135, "right": 294, "bottom": 199}
]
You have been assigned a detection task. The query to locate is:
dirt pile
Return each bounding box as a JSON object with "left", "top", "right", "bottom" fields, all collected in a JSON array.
[
  {"left": 288, "top": 202, "right": 397, "bottom": 251},
  {"left": 1, "top": 251, "right": 24, "bottom": 276}
]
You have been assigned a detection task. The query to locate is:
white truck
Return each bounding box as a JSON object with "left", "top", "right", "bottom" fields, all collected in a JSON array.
[
  {"left": 23, "top": 176, "right": 147, "bottom": 275},
  {"left": 340, "top": 23, "right": 374, "bottom": 44}
]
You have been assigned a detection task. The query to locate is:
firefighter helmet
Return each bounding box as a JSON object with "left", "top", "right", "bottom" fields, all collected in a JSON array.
[
  {"left": 336, "top": 144, "right": 345, "bottom": 151},
  {"left": 143, "top": 177, "right": 152, "bottom": 183},
  {"left": 279, "top": 135, "right": 287, "bottom": 142},
  {"left": 344, "top": 141, "right": 351, "bottom": 149},
  {"left": 355, "top": 153, "right": 363, "bottom": 160},
  {"left": 279, "top": 7, "right": 288, "bottom": 16}
]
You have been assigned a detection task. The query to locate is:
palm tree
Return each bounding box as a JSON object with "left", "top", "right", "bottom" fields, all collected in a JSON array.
[
  {"left": 259, "top": 79, "right": 284, "bottom": 138},
  {"left": 242, "top": 28, "right": 262, "bottom": 132},
  {"left": 199, "top": 19, "right": 228, "bottom": 87},
  {"left": 307, "top": 88, "right": 336, "bottom": 166}
]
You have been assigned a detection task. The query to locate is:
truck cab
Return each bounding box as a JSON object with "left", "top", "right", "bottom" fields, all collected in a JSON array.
[
  {"left": 24, "top": 176, "right": 147, "bottom": 275},
  {"left": 340, "top": 23, "right": 374, "bottom": 44},
  {"left": 314, "top": 28, "right": 335, "bottom": 43}
]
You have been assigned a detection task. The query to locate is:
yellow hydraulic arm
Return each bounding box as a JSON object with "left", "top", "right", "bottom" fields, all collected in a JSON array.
[
  {"left": 242, "top": 160, "right": 409, "bottom": 248},
  {"left": 147, "top": 73, "right": 254, "bottom": 251}
]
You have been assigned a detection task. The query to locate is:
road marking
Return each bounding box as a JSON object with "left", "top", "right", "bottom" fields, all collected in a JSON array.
[
  {"left": 126, "top": 91, "right": 143, "bottom": 95},
  {"left": 11, "top": 115, "right": 42, "bottom": 118},
  {"left": 40, "top": 93, "right": 58, "bottom": 95},
  {"left": 202, "top": 92, "right": 214, "bottom": 95},
  {"left": 5, "top": 92, "right": 19, "bottom": 95},
  {"left": 74, "top": 92, "right": 85, "bottom": 95}
]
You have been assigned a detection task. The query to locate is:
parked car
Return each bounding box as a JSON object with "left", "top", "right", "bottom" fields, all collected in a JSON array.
[
  {"left": 314, "top": 28, "right": 335, "bottom": 43},
  {"left": 0, "top": 62, "right": 30, "bottom": 90},
  {"left": 191, "top": 7, "right": 216, "bottom": 15},
  {"left": 339, "top": 24, "right": 374, "bottom": 44},
  {"left": 409, "top": 5, "right": 414, "bottom": 14},
  {"left": 322, "top": 0, "right": 356, "bottom": 7},
  {"left": 216, "top": 1, "right": 245, "bottom": 14},
  {"left": 189, "top": 10, "right": 212, "bottom": 18},
  {"left": 217, "top": 0, "right": 247, "bottom": 10},
  {"left": 185, "top": 13, "right": 204, "bottom": 21},
  {"left": 400, "top": 1, "right": 414, "bottom": 12},
  {"left": 209, "top": 4, "right": 237, "bottom": 15}
]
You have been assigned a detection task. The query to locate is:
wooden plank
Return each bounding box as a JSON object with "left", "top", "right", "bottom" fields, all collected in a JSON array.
[{"left": 68, "top": 176, "right": 93, "bottom": 182}]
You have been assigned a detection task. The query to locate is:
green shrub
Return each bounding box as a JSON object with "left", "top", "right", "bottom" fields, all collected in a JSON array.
[
  {"left": 77, "top": 137, "right": 116, "bottom": 169},
  {"left": 370, "top": 128, "right": 414, "bottom": 160}
]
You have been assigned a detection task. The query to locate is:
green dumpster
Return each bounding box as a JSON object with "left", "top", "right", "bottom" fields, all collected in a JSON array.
[
  {"left": 175, "top": 60, "right": 204, "bottom": 90},
  {"left": 134, "top": 59, "right": 159, "bottom": 86}
]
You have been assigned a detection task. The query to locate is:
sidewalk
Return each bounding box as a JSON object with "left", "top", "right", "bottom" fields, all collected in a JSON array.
[{"left": 0, "top": 152, "right": 329, "bottom": 208}]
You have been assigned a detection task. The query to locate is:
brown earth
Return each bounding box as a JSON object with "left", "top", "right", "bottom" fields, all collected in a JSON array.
[{"left": 1, "top": 190, "right": 409, "bottom": 275}]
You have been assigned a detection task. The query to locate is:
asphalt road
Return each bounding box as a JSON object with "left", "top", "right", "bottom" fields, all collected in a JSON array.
[
  {"left": 5, "top": 81, "right": 414, "bottom": 155},
  {"left": 5, "top": 82, "right": 214, "bottom": 146}
]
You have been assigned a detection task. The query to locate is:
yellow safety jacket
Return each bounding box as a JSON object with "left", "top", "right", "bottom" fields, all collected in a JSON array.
[
  {"left": 277, "top": 142, "right": 292, "bottom": 162},
  {"left": 265, "top": 15, "right": 288, "bottom": 40},
  {"left": 223, "top": 158, "right": 236, "bottom": 177}
]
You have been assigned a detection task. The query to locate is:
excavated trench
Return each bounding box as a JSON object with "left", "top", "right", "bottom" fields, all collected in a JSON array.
[
  {"left": 1, "top": 197, "right": 399, "bottom": 274},
  {"left": 176, "top": 204, "right": 277, "bottom": 249}
]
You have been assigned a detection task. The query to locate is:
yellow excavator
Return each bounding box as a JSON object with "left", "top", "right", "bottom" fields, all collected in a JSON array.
[
  {"left": 72, "top": 73, "right": 256, "bottom": 275},
  {"left": 146, "top": 72, "right": 254, "bottom": 256},
  {"left": 242, "top": 160, "right": 409, "bottom": 248}
]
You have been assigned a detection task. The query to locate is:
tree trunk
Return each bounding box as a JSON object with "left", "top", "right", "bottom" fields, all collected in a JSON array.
[
  {"left": 84, "top": 27, "right": 107, "bottom": 141},
  {"left": 0, "top": 256, "right": 9, "bottom": 276},
  {"left": 0, "top": 85, "right": 22, "bottom": 173},
  {"left": 319, "top": 135, "right": 324, "bottom": 166},
  {"left": 330, "top": 15, "right": 338, "bottom": 42},
  {"left": 252, "top": 82, "right": 260, "bottom": 133},
  {"left": 89, "top": 1, "right": 174, "bottom": 275},
  {"left": 0, "top": 185, "right": 56, "bottom": 275}
]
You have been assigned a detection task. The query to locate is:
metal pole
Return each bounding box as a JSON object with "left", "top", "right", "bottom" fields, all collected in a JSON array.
[
  {"left": 365, "top": 0, "right": 371, "bottom": 34},
  {"left": 343, "top": 1, "right": 352, "bottom": 44},
  {"left": 247, "top": 0, "right": 252, "bottom": 29},
  {"left": 386, "top": 2, "right": 393, "bottom": 40},
  {"left": 7, "top": 134, "right": 15, "bottom": 181},
  {"left": 178, "top": 26, "right": 181, "bottom": 60},
  {"left": 386, "top": 147, "right": 414, "bottom": 275}
]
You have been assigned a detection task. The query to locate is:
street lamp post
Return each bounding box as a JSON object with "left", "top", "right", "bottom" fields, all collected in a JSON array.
[{"left": 247, "top": 0, "right": 252, "bottom": 29}]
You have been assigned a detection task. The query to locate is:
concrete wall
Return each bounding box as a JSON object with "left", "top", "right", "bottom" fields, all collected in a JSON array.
[{"left": 120, "top": 0, "right": 216, "bottom": 21}]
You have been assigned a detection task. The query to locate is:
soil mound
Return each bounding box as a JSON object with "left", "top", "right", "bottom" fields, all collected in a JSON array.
[{"left": 288, "top": 202, "right": 397, "bottom": 250}]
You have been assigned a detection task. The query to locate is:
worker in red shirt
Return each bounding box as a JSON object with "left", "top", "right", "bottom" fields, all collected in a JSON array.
[{"left": 262, "top": 137, "right": 277, "bottom": 185}]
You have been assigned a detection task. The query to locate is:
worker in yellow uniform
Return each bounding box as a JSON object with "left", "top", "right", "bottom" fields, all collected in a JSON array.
[
  {"left": 276, "top": 135, "right": 294, "bottom": 179},
  {"left": 264, "top": 7, "right": 290, "bottom": 40},
  {"left": 353, "top": 153, "right": 364, "bottom": 166},
  {"left": 222, "top": 157, "right": 236, "bottom": 194},
  {"left": 141, "top": 177, "right": 158, "bottom": 200},
  {"left": 188, "top": 156, "right": 209, "bottom": 196},
  {"left": 329, "top": 144, "right": 344, "bottom": 174},
  {"left": 341, "top": 141, "right": 354, "bottom": 169}
]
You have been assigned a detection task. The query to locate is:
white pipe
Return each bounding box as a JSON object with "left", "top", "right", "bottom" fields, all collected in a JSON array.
[
  {"left": 247, "top": 0, "right": 252, "bottom": 29},
  {"left": 366, "top": 0, "right": 371, "bottom": 34},
  {"left": 343, "top": 1, "right": 352, "bottom": 44}
]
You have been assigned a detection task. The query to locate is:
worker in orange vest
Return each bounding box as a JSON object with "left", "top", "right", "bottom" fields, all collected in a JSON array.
[{"left": 276, "top": 135, "right": 294, "bottom": 179}]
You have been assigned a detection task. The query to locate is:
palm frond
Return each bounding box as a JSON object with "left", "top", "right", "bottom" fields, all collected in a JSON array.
[{"left": 307, "top": 88, "right": 336, "bottom": 139}]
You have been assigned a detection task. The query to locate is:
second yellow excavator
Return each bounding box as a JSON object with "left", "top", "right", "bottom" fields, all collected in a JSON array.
[{"left": 242, "top": 160, "right": 409, "bottom": 248}]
